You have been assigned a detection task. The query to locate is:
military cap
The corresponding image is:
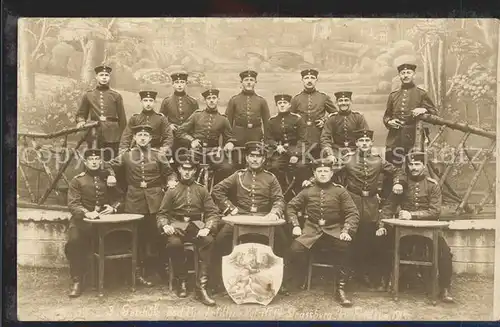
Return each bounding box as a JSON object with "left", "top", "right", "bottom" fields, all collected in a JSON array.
[
  {"left": 139, "top": 90, "right": 158, "bottom": 100},
  {"left": 177, "top": 153, "right": 198, "bottom": 170},
  {"left": 406, "top": 151, "right": 426, "bottom": 164},
  {"left": 353, "top": 129, "right": 374, "bottom": 140},
  {"left": 94, "top": 65, "right": 112, "bottom": 74},
  {"left": 132, "top": 124, "right": 153, "bottom": 134},
  {"left": 83, "top": 148, "right": 102, "bottom": 159},
  {"left": 245, "top": 141, "right": 266, "bottom": 155},
  {"left": 300, "top": 69, "right": 319, "bottom": 78},
  {"left": 334, "top": 91, "right": 353, "bottom": 100},
  {"left": 201, "top": 88, "right": 220, "bottom": 98},
  {"left": 397, "top": 63, "right": 417, "bottom": 72},
  {"left": 310, "top": 158, "right": 334, "bottom": 170},
  {"left": 274, "top": 94, "right": 292, "bottom": 103},
  {"left": 239, "top": 70, "right": 258, "bottom": 79},
  {"left": 171, "top": 72, "right": 188, "bottom": 81}
]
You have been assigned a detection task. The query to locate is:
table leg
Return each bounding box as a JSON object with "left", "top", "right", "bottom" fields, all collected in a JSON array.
[
  {"left": 392, "top": 227, "right": 400, "bottom": 302},
  {"left": 232, "top": 225, "right": 239, "bottom": 249},
  {"left": 131, "top": 224, "right": 137, "bottom": 292},
  {"left": 98, "top": 230, "right": 105, "bottom": 298},
  {"left": 268, "top": 227, "right": 275, "bottom": 250},
  {"left": 90, "top": 235, "right": 96, "bottom": 291},
  {"left": 431, "top": 230, "right": 439, "bottom": 306}
]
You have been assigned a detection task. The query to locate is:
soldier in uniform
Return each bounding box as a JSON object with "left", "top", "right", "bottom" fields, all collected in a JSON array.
[
  {"left": 210, "top": 141, "right": 287, "bottom": 292},
  {"left": 336, "top": 129, "right": 403, "bottom": 288},
  {"left": 76, "top": 65, "right": 127, "bottom": 161},
  {"left": 177, "top": 88, "right": 236, "bottom": 184},
  {"left": 156, "top": 154, "right": 220, "bottom": 306},
  {"left": 290, "top": 69, "right": 337, "bottom": 160},
  {"left": 225, "top": 70, "right": 271, "bottom": 151},
  {"left": 119, "top": 91, "right": 173, "bottom": 155},
  {"left": 283, "top": 158, "right": 360, "bottom": 307},
  {"left": 321, "top": 91, "right": 369, "bottom": 161},
  {"left": 377, "top": 151, "right": 454, "bottom": 303},
  {"left": 160, "top": 72, "right": 199, "bottom": 157},
  {"left": 266, "top": 93, "right": 308, "bottom": 197},
  {"left": 107, "top": 124, "right": 176, "bottom": 287},
  {"left": 65, "top": 148, "right": 123, "bottom": 298}
]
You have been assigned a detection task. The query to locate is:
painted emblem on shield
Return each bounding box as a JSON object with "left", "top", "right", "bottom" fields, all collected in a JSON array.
[{"left": 222, "top": 243, "right": 283, "bottom": 305}]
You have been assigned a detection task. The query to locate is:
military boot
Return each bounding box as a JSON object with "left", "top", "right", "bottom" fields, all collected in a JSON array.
[
  {"left": 195, "top": 271, "right": 216, "bottom": 306},
  {"left": 177, "top": 278, "right": 188, "bottom": 298},
  {"left": 441, "top": 288, "right": 454, "bottom": 303},
  {"left": 68, "top": 276, "right": 82, "bottom": 298},
  {"left": 135, "top": 266, "right": 153, "bottom": 287},
  {"left": 336, "top": 269, "right": 353, "bottom": 307}
]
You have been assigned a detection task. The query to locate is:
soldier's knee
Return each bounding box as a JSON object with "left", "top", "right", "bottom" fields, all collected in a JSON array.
[{"left": 165, "top": 235, "right": 184, "bottom": 249}]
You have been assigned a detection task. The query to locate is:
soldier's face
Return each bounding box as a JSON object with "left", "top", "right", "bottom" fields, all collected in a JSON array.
[
  {"left": 96, "top": 72, "right": 110, "bottom": 85},
  {"left": 408, "top": 161, "right": 425, "bottom": 176},
  {"left": 337, "top": 97, "right": 351, "bottom": 111},
  {"left": 355, "top": 137, "right": 373, "bottom": 152},
  {"left": 399, "top": 69, "right": 415, "bottom": 84},
  {"left": 173, "top": 80, "right": 187, "bottom": 92},
  {"left": 204, "top": 95, "right": 219, "bottom": 109},
  {"left": 141, "top": 98, "right": 155, "bottom": 111},
  {"left": 84, "top": 155, "right": 102, "bottom": 170},
  {"left": 241, "top": 77, "right": 256, "bottom": 91},
  {"left": 178, "top": 166, "right": 197, "bottom": 181},
  {"left": 246, "top": 153, "right": 265, "bottom": 170},
  {"left": 134, "top": 131, "right": 152, "bottom": 147},
  {"left": 302, "top": 75, "right": 317, "bottom": 89},
  {"left": 276, "top": 100, "right": 291, "bottom": 113},
  {"left": 313, "top": 166, "right": 334, "bottom": 184}
]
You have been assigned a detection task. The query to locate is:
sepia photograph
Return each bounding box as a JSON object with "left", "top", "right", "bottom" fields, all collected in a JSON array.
[{"left": 15, "top": 17, "right": 498, "bottom": 321}]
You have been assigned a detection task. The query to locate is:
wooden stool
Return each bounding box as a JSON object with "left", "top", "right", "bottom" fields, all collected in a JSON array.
[
  {"left": 306, "top": 250, "right": 337, "bottom": 292},
  {"left": 168, "top": 242, "right": 199, "bottom": 291},
  {"left": 381, "top": 218, "right": 449, "bottom": 305},
  {"left": 86, "top": 214, "right": 144, "bottom": 297}
]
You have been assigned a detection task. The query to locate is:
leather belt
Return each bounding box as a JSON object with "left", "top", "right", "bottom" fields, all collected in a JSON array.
[
  {"left": 347, "top": 187, "right": 378, "bottom": 197},
  {"left": 173, "top": 214, "right": 202, "bottom": 222},
  {"left": 240, "top": 204, "right": 271, "bottom": 213},
  {"left": 94, "top": 117, "right": 119, "bottom": 122},
  {"left": 235, "top": 122, "right": 261, "bottom": 129},
  {"left": 132, "top": 180, "right": 163, "bottom": 189}
]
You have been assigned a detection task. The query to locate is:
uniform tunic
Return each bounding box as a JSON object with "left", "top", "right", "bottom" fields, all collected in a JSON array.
[
  {"left": 119, "top": 110, "right": 173, "bottom": 153},
  {"left": 383, "top": 83, "right": 437, "bottom": 151},
  {"left": 76, "top": 85, "right": 127, "bottom": 144},
  {"left": 160, "top": 91, "right": 199, "bottom": 126},
  {"left": 266, "top": 111, "right": 307, "bottom": 157},
  {"left": 225, "top": 90, "right": 271, "bottom": 146},
  {"left": 321, "top": 110, "right": 369, "bottom": 156},
  {"left": 107, "top": 147, "right": 174, "bottom": 214},
  {"left": 287, "top": 183, "right": 360, "bottom": 249},
  {"left": 290, "top": 89, "right": 336, "bottom": 147}
]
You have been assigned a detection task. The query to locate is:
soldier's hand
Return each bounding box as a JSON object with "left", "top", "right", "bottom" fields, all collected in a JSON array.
[
  {"left": 339, "top": 232, "right": 352, "bottom": 242},
  {"left": 387, "top": 119, "right": 402, "bottom": 129},
  {"left": 326, "top": 155, "right": 337, "bottom": 165},
  {"left": 197, "top": 228, "right": 210, "bottom": 237},
  {"left": 170, "top": 124, "right": 178, "bottom": 131},
  {"left": 289, "top": 156, "right": 299, "bottom": 164},
  {"left": 162, "top": 225, "right": 175, "bottom": 235},
  {"left": 224, "top": 142, "right": 235, "bottom": 152},
  {"left": 376, "top": 228, "right": 387, "bottom": 236},
  {"left": 398, "top": 210, "right": 412, "bottom": 220},
  {"left": 292, "top": 226, "right": 302, "bottom": 236},
  {"left": 302, "top": 180, "right": 312, "bottom": 188},
  {"left": 191, "top": 139, "right": 201, "bottom": 149},
  {"left": 230, "top": 207, "right": 239, "bottom": 216},
  {"left": 76, "top": 121, "right": 86, "bottom": 129},
  {"left": 85, "top": 211, "right": 100, "bottom": 220},
  {"left": 392, "top": 183, "right": 403, "bottom": 195},
  {"left": 412, "top": 107, "right": 427, "bottom": 116},
  {"left": 264, "top": 212, "right": 279, "bottom": 221},
  {"left": 107, "top": 175, "right": 117, "bottom": 187},
  {"left": 100, "top": 204, "right": 115, "bottom": 215},
  {"left": 167, "top": 179, "right": 178, "bottom": 189},
  {"left": 276, "top": 145, "right": 286, "bottom": 154},
  {"left": 174, "top": 227, "right": 186, "bottom": 237},
  {"left": 315, "top": 119, "right": 325, "bottom": 128}
]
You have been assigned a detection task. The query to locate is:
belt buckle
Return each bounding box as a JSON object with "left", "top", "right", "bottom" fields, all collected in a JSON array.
[
  {"left": 99, "top": 115, "right": 106, "bottom": 122},
  {"left": 283, "top": 143, "right": 289, "bottom": 147},
  {"left": 202, "top": 142, "right": 208, "bottom": 147},
  {"left": 140, "top": 181, "right": 147, "bottom": 188},
  {"left": 247, "top": 123, "right": 253, "bottom": 128},
  {"left": 344, "top": 142, "right": 349, "bottom": 147},
  {"left": 306, "top": 121, "right": 312, "bottom": 126},
  {"left": 183, "top": 217, "right": 190, "bottom": 222},
  {"left": 250, "top": 206, "right": 257, "bottom": 213},
  {"left": 94, "top": 206, "right": 101, "bottom": 212},
  {"left": 362, "top": 190, "right": 369, "bottom": 197}
]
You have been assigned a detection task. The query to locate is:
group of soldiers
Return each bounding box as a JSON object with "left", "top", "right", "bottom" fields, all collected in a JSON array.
[{"left": 64, "top": 63, "right": 454, "bottom": 308}]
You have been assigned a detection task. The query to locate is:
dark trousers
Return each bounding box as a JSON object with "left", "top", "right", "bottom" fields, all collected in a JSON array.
[
  {"left": 353, "top": 221, "right": 388, "bottom": 284},
  {"left": 267, "top": 154, "right": 309, "bottom": 199},
  {"left": 64, "top": 219, "right": 92, "bottom": 279},
  {"left": 283, "top": 234, "right": 352, "bottom": 289},
  {"left": 138, "top": 214, "right": 161, "bottom": 268}
]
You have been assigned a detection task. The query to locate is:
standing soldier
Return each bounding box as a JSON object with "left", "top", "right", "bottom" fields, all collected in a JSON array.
[
  {"left": 76, "top": 65, "right": 127, "bottom": 161},
  {"left": 177, "top": 88, "right": 236, "bottom": 183},
  {"left": 377, "top": 151, "right": 454, "bottom": 303},
  {"left": 225, "top": 70, "right": 271, "bottom": 150},
  {"left": 266, "top": 93, "right": 308, "bottom": 197},
  {"left": 65, "top": 148, "right": 123, "bottom": 298},
  {"left": 210, "top": 141, "right": 287, "bottom": 292},
  {"left": 321, "top": 91, "right": 369, "bottom": 161},
  {"left": 160, "top": 72, "right": 199, "bottom": 155},
  {"left": 107, "top": 125, "right": 176, "bottom": 287},
  {"left": 283, "top": 158, "right": 359, "bottom": 307},
  {"left": 290, "top": 69, "right": 336, "bottom": 159},
  {"left": 156, "top": 154, "right": 220, "bottom": 306},
  {"left": 119, "top": 91, "right": 173, "bottom": 155}
]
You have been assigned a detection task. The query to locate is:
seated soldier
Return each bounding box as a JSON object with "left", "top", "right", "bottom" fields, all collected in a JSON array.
[
  {"left": 266, "top": 93, "right": 308, "bottom": 198},
  {"left": 156, "top": 154, "right": 220, "bottom": 306},
  {"left": 65, "top": 148, "right": 123, "bottom": 298},
  {"left": 283, "top": 158, "right": 360, "bottom": 307},
  {"left": 176, "top": 88, "right": 236, "bottom": 184},
  {"left": 377, "top": 151, "right": 454, "bottom": 303}
]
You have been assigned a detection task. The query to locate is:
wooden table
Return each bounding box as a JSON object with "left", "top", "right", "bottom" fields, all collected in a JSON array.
[
  {"left": 382, "top": 218, "right": 450, "bottom": 305},
  {"left": 222, "top": 215, "right": 286, "bottom": 250},
  {"left": 84, "top": 213, "right": 144, "bottom": 297}
]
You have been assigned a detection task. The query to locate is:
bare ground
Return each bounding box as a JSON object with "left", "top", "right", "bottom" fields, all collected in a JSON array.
[{"left": 17, "top": 266, "right": 494, "bottom": 321}]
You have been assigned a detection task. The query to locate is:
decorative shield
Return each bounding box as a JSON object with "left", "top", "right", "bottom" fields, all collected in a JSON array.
[{"left": 222, "top": 243, "right": 283, "bottom": 306}]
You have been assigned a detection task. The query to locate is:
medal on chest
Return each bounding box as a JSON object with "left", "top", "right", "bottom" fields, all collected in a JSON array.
[
  {"left": 99, "top": 115, "right": 106, "bottom": 122},
  {"left": 318, "top": 218, "right": 325, "bottom": 226}
]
